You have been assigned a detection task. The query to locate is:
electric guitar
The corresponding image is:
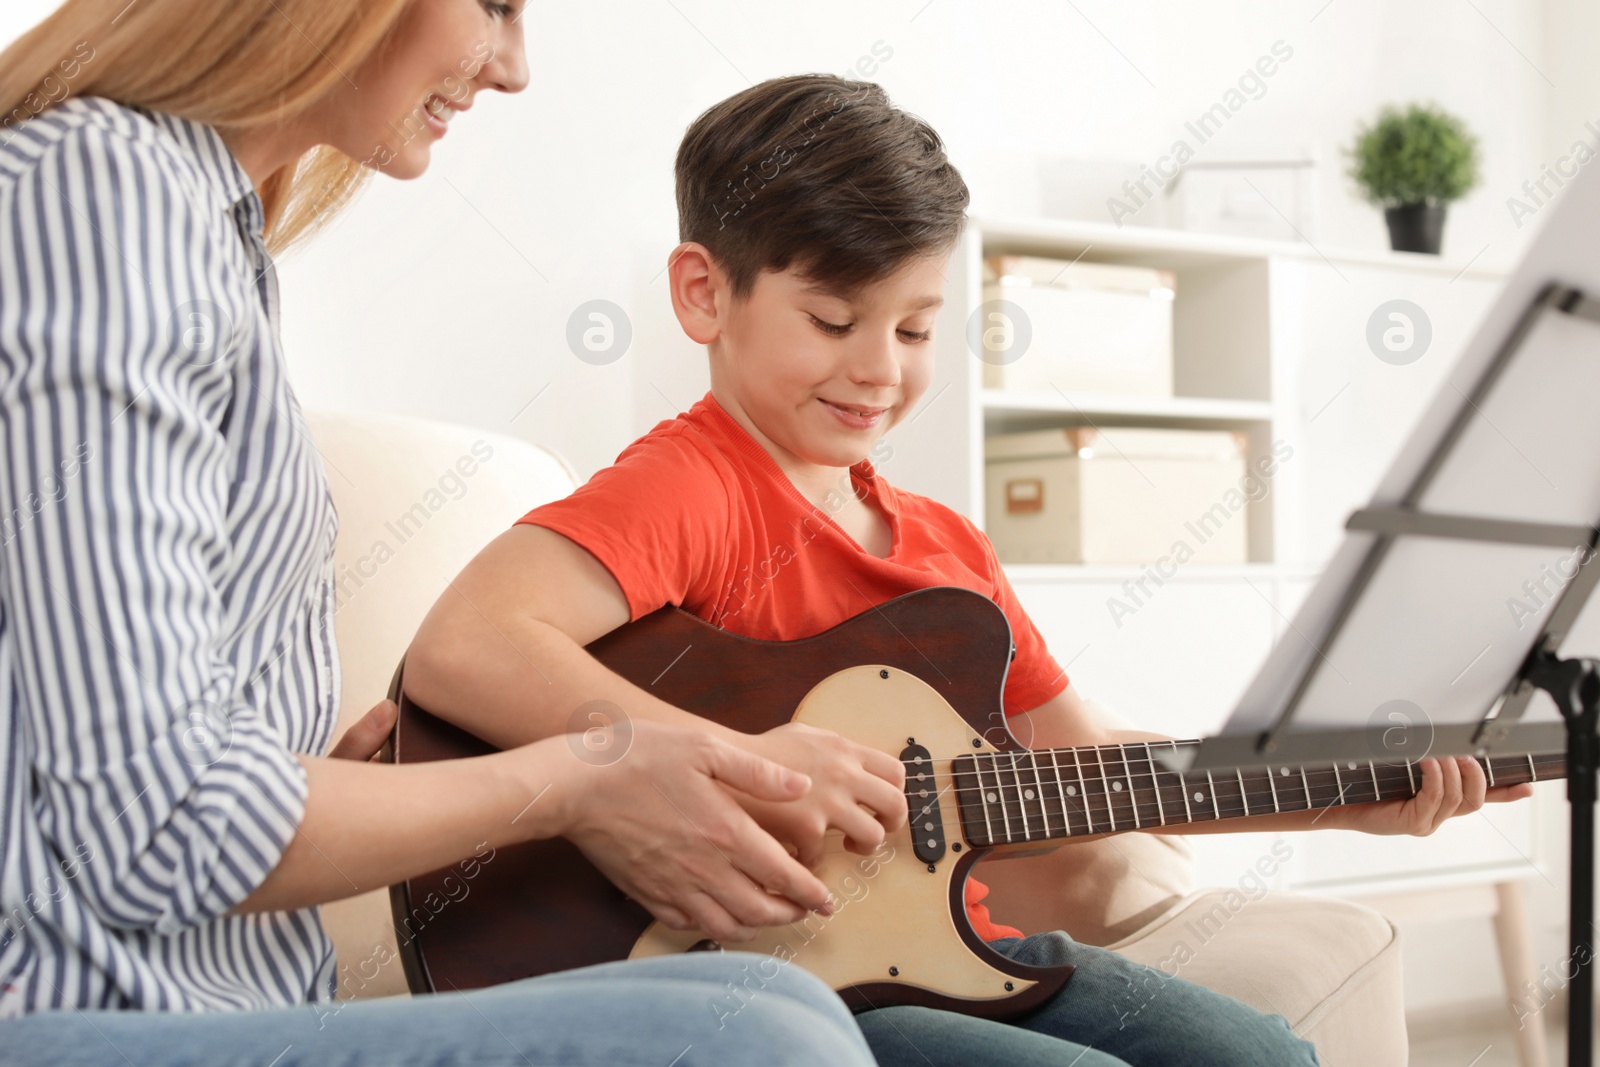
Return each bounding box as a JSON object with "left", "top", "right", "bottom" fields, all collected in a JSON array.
[{"left": 384, "top": 586, "right": 1563, "bottom": 1019}]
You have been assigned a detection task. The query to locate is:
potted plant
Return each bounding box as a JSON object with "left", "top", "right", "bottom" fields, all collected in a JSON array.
[{"left": 1348, "top": 103, "right": 1481, "bottom": 255}]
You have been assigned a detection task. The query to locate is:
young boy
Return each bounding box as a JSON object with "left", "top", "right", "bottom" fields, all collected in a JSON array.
[{"left": 406, "top": 75, "right": 1523, "bottom": 1066}]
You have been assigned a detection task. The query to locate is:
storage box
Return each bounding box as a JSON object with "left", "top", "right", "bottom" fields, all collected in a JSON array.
[
  {"left": 980, "top": 255, "right": 1175, "bottom": 396},
  {"left": 984, "top": 427, "right": 1249, "bottom": 565}
]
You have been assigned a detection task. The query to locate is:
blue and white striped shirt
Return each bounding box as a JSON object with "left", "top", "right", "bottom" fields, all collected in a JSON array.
[{"left": 0, "top": 97, "right": 341, "bottom": 1013}]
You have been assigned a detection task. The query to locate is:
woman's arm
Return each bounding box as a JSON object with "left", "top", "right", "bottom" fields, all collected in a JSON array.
[
  {"left": 404, "top": 523, "right": 908, "bottom": 862},
  {"left": 232, "top": 717, "right": 836, "bottom": 944}
]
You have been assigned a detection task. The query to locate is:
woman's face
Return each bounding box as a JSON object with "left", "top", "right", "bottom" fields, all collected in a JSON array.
[{"left": 327, "top": 0, "right": 530, "bottom": 179}]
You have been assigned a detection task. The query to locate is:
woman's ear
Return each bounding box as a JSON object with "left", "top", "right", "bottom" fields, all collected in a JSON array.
[{"left": 667, "top": 242, "right": 723, "bottom": 345}]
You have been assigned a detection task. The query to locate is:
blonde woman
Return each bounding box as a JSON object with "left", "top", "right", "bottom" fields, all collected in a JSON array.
[{"left": 0, "top": 3, "right": 884, "bottom": 1064}]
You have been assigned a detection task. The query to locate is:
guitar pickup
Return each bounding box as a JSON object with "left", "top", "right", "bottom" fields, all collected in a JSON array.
[{"left": 901, "top": 741, "right": 946, "bottom": 864}]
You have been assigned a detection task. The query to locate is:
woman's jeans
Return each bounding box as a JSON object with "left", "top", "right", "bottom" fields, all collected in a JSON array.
[
  {"left": 0, "top": 953, "right": 875, "bottom": 1067},
  {"left": 857, "top": 932, "right": 1323, "bottom": 1067}
]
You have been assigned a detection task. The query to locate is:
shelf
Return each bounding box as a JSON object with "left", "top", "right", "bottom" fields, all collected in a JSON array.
[
  {"left": 981, "top": 389, "right": 1272, "bottom": 433},
  {"left": 976, "top": 215, "right": 1512, "bottom": 282},
  {"left": 1002, "top": 562, "right": 1283, "bottom": 583}
]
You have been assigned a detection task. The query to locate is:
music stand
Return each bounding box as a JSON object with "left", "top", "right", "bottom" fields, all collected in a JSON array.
[{"left": 1160, "top": 161, "right": 1600, "bottom": 1066}]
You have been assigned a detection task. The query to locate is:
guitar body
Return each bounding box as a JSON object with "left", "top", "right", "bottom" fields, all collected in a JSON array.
[{"left": 387, "top": 586, "right": 1072, "bottom": 1017}]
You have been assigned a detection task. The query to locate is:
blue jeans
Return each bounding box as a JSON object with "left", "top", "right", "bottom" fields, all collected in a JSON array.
[
  {"left": 856, "top": 932, "right": 1322, "bottom": 1067},
  {"left": 0, "top": 953, "right": 875, "bottom": 1067}
]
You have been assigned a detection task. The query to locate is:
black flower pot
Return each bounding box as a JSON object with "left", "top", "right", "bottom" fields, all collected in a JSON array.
[{"left": 1383, "top": 203, "right": 1447, "bottom": 254}]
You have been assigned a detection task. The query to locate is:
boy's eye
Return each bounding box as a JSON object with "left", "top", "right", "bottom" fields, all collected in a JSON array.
[
  {"left": 898, "top": 328, "right": 933, "bottom": 343},
  {"left": 810, "top": 315, "right": 852, "bottom": 336},
  {"left": 482, "top": 1, "right": 515, "bottom": 18}
]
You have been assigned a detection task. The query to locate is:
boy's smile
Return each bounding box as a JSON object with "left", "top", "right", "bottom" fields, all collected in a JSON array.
[{"left": 671, "top": 244, "right": 949, "bottom": 503}]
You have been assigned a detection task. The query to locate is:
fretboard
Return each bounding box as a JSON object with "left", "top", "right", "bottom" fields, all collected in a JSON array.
[{"left": 946, "top": 740, "right": 1566, "bottom": 848}]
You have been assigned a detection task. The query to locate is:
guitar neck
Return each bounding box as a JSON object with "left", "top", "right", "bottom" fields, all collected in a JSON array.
[{"left": 949, "top": 740, "right": 1567, "bottom": 848}]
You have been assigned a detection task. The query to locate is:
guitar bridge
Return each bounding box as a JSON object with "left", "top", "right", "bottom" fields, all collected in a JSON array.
[{"left": 901, "top": 741, "right": 947, "bottom": 864}]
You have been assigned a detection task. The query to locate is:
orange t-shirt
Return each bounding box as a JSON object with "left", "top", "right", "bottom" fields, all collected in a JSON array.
[{"left": 519, "top": 392, "right": 1069, "bottom": 940}]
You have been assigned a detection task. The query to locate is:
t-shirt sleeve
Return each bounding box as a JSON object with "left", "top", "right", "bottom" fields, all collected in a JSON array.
[
  {"left": 974, "top": 525, "right": 1070, "bottom": 716},
  {"left": 515, "top": 431, "right": 731, "bottom": 620}
]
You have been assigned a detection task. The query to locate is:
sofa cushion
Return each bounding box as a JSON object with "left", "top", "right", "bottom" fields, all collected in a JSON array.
[{"left": 1109, "top": 890, "right": 1406, "bottom": 1067}]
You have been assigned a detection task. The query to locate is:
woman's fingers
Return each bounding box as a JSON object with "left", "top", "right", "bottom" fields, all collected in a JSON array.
[{"left": 327, "top": 699, "right": 397, "bottom": 761}]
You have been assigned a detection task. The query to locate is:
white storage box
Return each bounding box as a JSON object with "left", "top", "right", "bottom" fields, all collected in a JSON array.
[
  {"left": 980, "top": 255, "right": 1175, "bottom": 397},
  {"left": 985, "top": 426, "right": 1249, "bottom": 565}
]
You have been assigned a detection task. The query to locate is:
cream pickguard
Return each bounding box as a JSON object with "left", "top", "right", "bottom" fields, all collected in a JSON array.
[{"left": 627, "top": 665, "right": 1035, "bottom": 1007}]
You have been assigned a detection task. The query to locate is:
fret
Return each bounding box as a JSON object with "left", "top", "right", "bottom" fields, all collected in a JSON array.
[
  {"left": 1094, "top": 747, "right": 1116, "bottom": 833},
  {"left": 1274, "top": 765, "right": 1305, "bottom": 812},
  {"left": 1339, "top": 761, "right": 1364, "bottom": 804},
  {"left": 1485, "top": 758, "right": 1495, "bottom": 788},
  {"left": 983, "top": 755, "right": 1011, "bottom": 844},
  {"left": 1179, "top": 760, "right": 1193, "bottom": 823},
  {"left": 1266, "top": 762, "right": 1281, "bottom": 814},
  {"left": 1145, "top": 742, "right": 1167, "bottom": 827},
  {"left": 1405, "top": 760, "right": 1415, "bottom": 794},
  {"left": 1205, "top": 769, "right": 1220, "bottom": 820},
  {"left": 1122, "top": 746, "right": 1140, "bottom": 829},
  {"left": 1006, "top": 753, "right": 1032, "bottom": 841},
  {"left": 1072, "top": 747, "right": 1094, "bottom": 835},
  {"left": 1029, "top": 752, "right": 1052, "bottom": 836},
  {"left": 970, "top": 754, "right": 993, "bottom": 844},
  {"left": 1331, "top": 762, "right": 1344, "bottom": 805},
  {"left": 1235, "top": 768, "right": 1250, "bottom": 818},
  {"left": 1528, "top": 754, "right": 1537, "bottom": 782},
  {"left": 1049, "top": 750, "right": 1074, "bottom": 837},
  {"left": 1299, "top": 765, "right": 1313, "bottom": 810},
  {"left": 1369, "top": 761, "right": 1381, "bottom": 799}
]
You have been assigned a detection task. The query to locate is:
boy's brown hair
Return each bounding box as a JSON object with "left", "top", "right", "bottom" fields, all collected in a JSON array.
[{"left": 675, "top": 74, "right": 970, "bottom": 299}]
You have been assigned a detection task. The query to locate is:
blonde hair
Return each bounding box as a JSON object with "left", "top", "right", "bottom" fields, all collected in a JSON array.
[{"left": 0, "top": 0, "right": 413, "bottom": 253}]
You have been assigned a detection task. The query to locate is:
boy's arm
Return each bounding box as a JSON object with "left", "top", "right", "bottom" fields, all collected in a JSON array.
[
  {"left": 403, "top": 524, "right": 907, "bottom": 860},
  {"left": 1009, "top": 688, "right": 1530, "bottom": 838}
]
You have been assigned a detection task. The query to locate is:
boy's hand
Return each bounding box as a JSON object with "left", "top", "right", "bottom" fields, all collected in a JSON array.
[
  {"left": 1327, "top": 755, "right": 1533, "bottom": 835},
  {"left": 327, "top": 699, "right": 398, "bottom": 762},
  {"left": 736, "top": 722, "right": 907, "bottom": 867},
  {"left": 556, "top": 719, "right": 836, "bottom": 944}
]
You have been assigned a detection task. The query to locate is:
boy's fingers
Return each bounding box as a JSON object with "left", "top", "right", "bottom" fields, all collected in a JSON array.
[
  {"left": 861, "top": 747, "right": 908, "bottom": 787},
  {"left": 1487, "top": 783, "right": 1535, "bottom": 802},
  {"left": 836, "top": 806, "right": 886, "bottom": 856},
  {"left": 861, "top": 775, "right": 910, "bottom": 831},
  {"left": 1459, "top": 756, "right": 1488, "bottom": 809},
  {"left": 709, "top": 741, "right": 811, "bottom": 803}
]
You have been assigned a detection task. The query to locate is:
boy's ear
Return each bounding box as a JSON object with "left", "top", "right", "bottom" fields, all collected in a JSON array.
[{"left": 667, "top": 242, "right": 724, "bottom": 345}]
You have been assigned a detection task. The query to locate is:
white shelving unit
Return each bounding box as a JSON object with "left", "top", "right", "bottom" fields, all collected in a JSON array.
[{"left": 884, "top": 216, "right": 1537, "bottom": 899}]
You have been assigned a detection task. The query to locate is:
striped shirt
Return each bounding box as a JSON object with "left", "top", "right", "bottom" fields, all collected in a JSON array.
[{"left": 0, "top": 97, "right": 341, "bottom": 1014}]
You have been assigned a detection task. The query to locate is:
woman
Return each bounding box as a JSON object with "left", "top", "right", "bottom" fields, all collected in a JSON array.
[{"left": 0, "top": 2, "right": 883, "bottom": 1063}]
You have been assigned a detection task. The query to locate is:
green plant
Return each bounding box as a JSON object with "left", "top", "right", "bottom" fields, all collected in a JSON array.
[{"left": 1348, "top": 103, "right": 1481, "bottom": 207}]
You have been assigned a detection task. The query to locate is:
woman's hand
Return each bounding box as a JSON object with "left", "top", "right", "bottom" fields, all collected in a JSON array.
[
  {"left": 1332, "top": 755, "right": 1534, "bottom": 835},
  {"left": 327, "top": 699, "right": 399, "bottom": 762},
  {"left": 554, "top": 719, "right": 838, "bottom": 944},
  {"left": 736, "top": 722, "right": 908, "bottom": 868}
]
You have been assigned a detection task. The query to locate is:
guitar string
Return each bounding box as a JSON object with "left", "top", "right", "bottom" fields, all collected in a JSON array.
[{"left": 903, "top": 746, "right": 1562, "bottom": 835}]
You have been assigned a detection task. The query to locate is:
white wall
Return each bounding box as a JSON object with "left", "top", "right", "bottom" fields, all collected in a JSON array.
[{"left": 3, "top": 0, "right": 1572, "bottom": 479}]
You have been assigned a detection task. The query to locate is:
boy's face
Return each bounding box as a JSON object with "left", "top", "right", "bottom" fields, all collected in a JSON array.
[{"left": 701, "top": 253, "right": 948, "bottom": 473}]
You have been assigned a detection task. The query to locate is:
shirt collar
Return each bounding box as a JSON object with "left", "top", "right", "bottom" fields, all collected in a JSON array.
[{"left": 132, "top": 106, "right": 262, "bottom": 228}]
